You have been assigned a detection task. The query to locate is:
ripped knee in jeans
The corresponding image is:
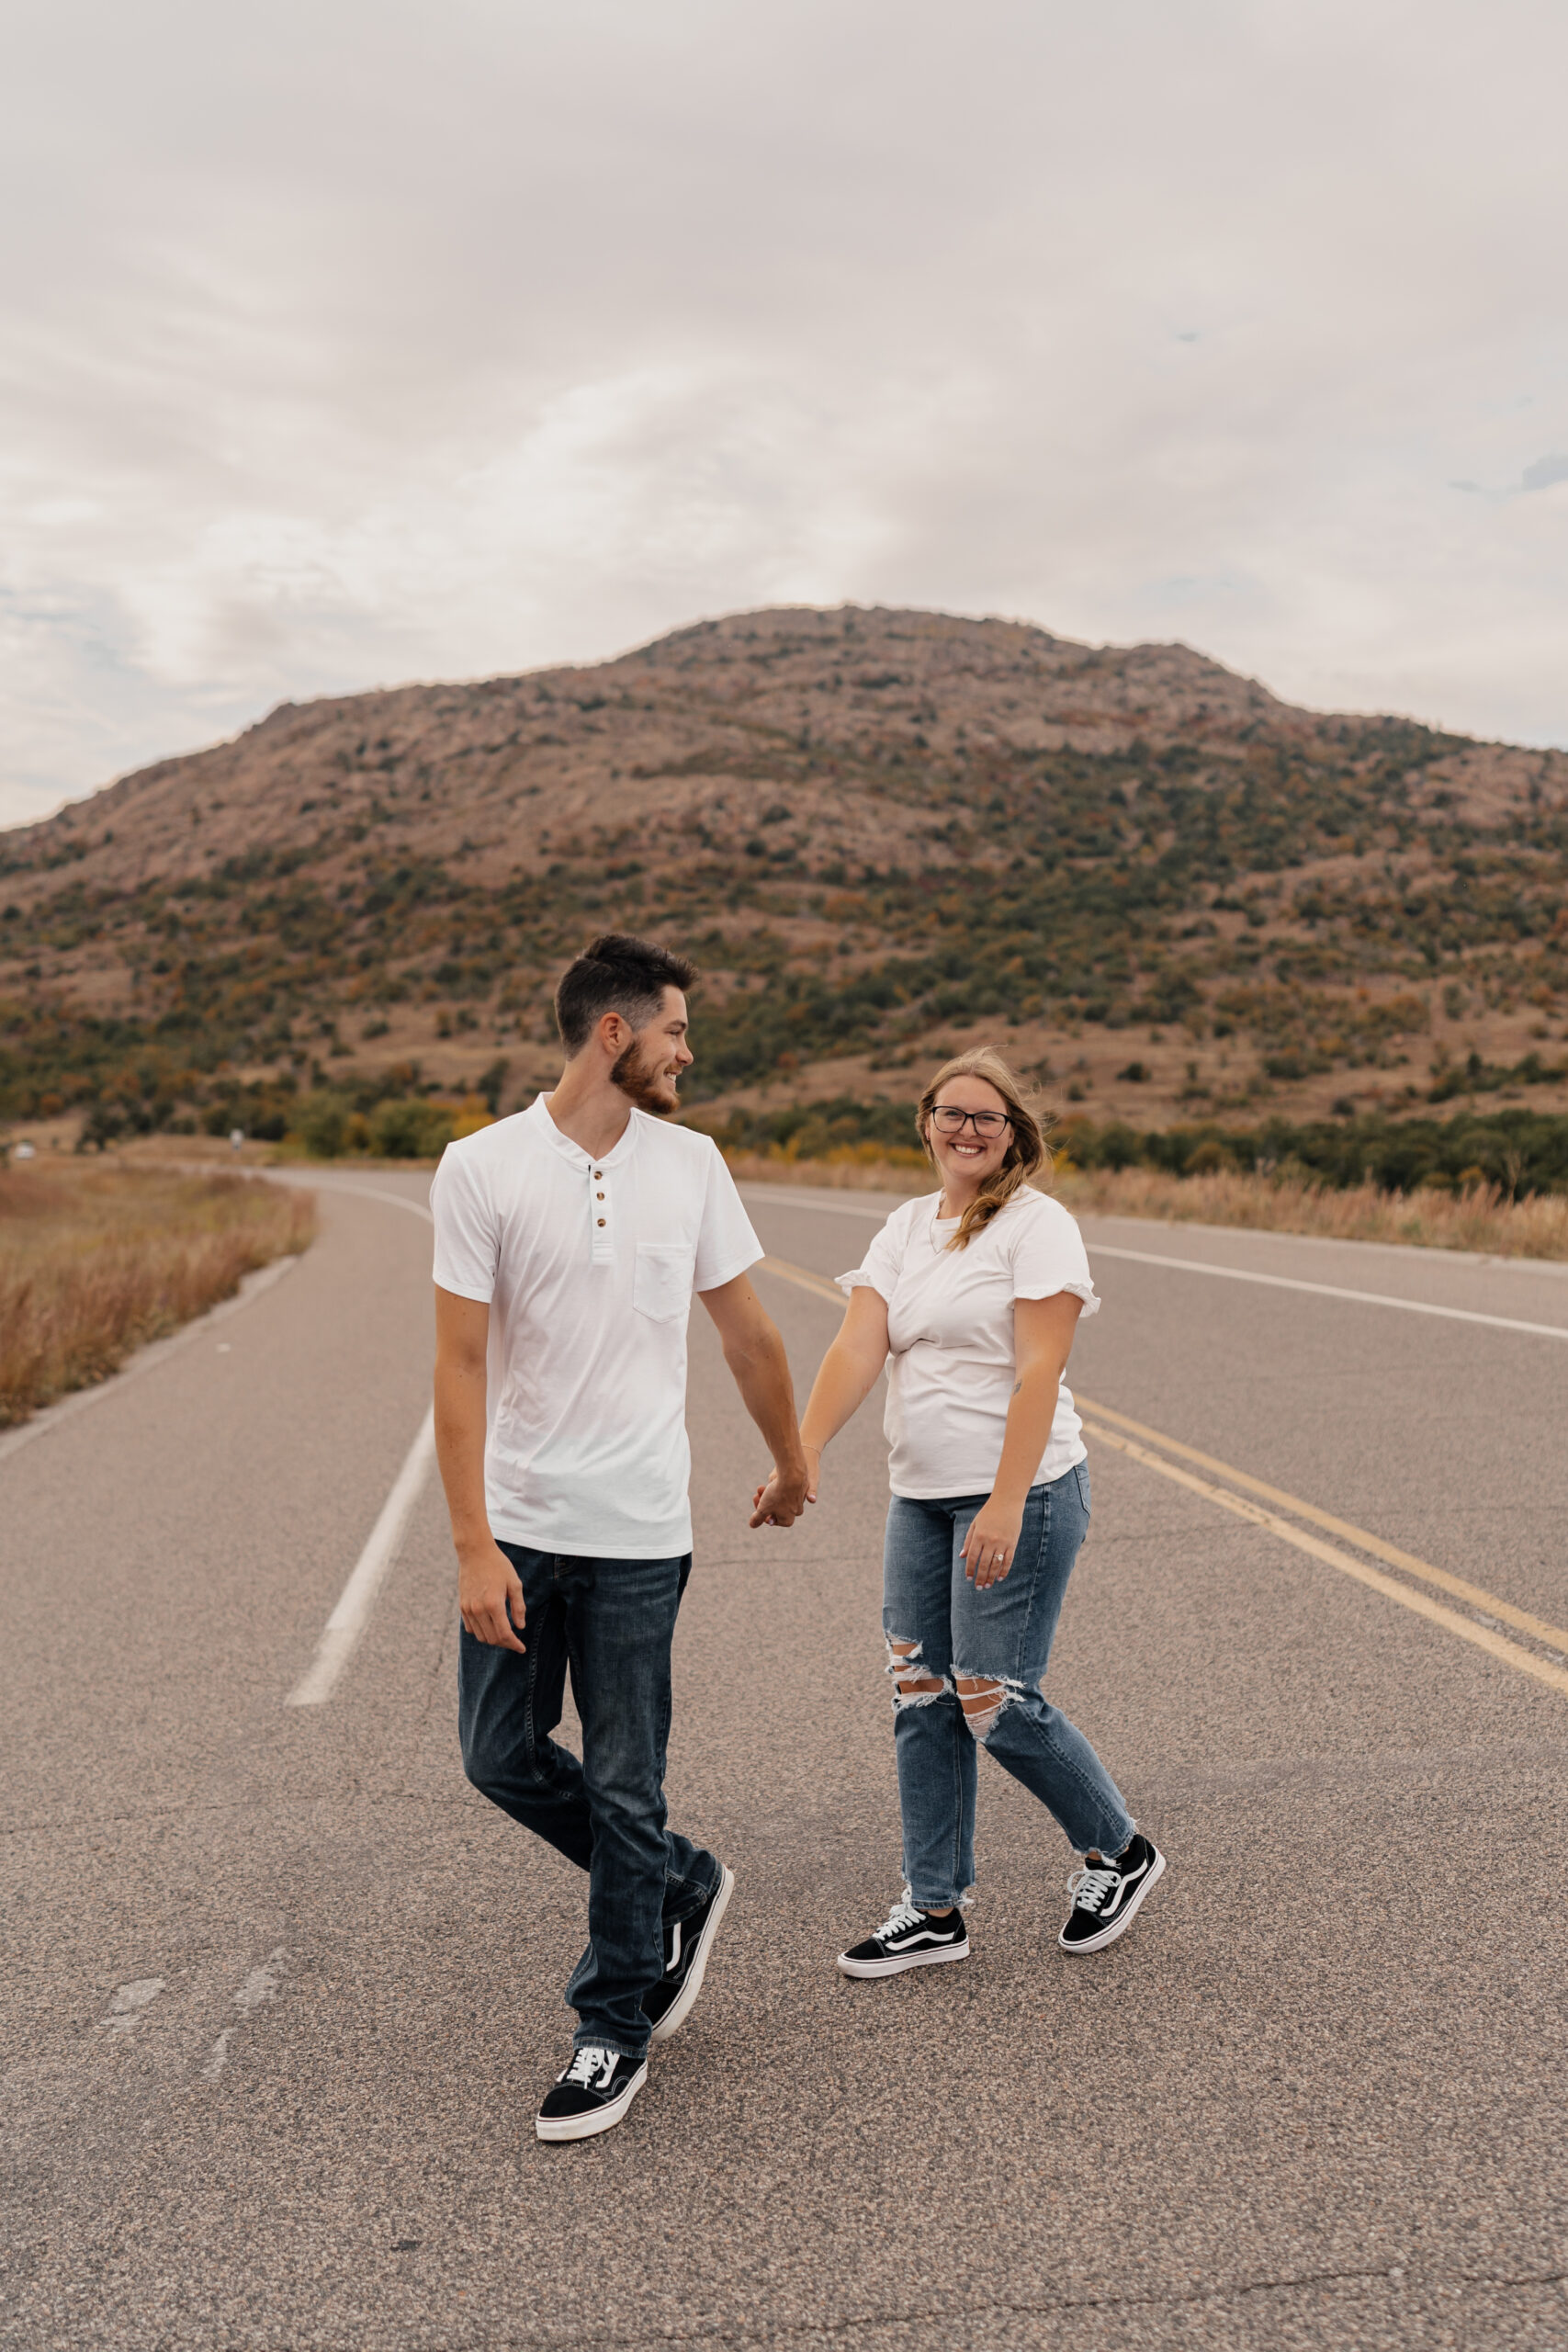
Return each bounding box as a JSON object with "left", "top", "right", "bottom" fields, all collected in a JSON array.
[
  {"left": 886, "top": 1636, "right": 949, "bottom": 1711},
  {"left": 954, "top": 1669, "right": 1025, "bottom": 1742}
]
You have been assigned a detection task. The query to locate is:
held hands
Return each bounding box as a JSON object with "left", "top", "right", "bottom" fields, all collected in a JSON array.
[
  {"left": 749, "top": 1444, "right": 818, "bottom": 1530},
  {"left": 960, "top": 1495, "right": 1024, "bottom": 1588},
  {"left": 458, "top": 1537, "right": 527, "bottom": 1651}
]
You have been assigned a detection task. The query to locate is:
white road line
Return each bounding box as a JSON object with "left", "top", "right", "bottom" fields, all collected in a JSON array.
[
  {"left": 740, "top": 1184, "right": 901, "bottom": 1220},
  {"left": 0, "top": 1254, "right": 301, "bottom": 1467},
  {"left": 102, "top": 1978, "right": 165, "bottom": 2039},
  {"left": 1084, "top": 1242, "right": 1568, "bottom": 1340},
  {"left": 740, "top": 1186, "right": 1568, "bottom": 1340},
  {"left": 202, "top": 1946, "right": 287, "bottom": 2078},
  {"left": 220, "top": 1178, "right": 435, "bottom": 1705},
  {"left": 1084, "top": 1210, "right": 1568, "bottom": 1281},
  {"left": 286, "top": 1407, "right": 436, "bottom": 1707},
  {"left": 285, "top": 1174, "right": 433, "bottom": 1224}
]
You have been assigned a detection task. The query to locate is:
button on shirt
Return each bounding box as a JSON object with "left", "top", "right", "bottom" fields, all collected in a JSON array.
[{"left": 430, "top": 1096, "right": 762, "bottom": 1557}]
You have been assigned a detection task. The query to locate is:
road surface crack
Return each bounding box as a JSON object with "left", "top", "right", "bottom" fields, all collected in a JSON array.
[{"left": 387, "top": 2258, "right": 1568, "bottom": 2351}]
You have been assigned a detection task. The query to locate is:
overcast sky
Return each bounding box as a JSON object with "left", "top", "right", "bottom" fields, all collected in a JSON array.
[{"left": 3, "top": 0, "right": 1565, "bottom": 829}]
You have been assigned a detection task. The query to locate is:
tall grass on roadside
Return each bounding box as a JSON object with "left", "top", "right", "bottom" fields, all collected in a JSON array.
[
  {"left": 722, "top": 1147, "right": 1568, "bottom": 1261},
  {"left": 1050, "top": 1162, "right": 1568, "bottom": 1259},
  {"left": 0, "top": 1164, "right": 316, "bottom": 1427},
  {"left": 722, "top": 1145, "right": 928, "bottom": 1192}
]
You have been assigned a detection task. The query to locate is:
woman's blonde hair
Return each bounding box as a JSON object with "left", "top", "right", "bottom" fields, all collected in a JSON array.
[{"left": 915, "top": 1046, "right": 1051, "bottom": 1250}]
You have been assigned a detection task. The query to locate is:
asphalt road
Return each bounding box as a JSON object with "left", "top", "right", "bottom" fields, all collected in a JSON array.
[{"left": 3, "top": 1171, "right": 1568, "bottom": 2351}]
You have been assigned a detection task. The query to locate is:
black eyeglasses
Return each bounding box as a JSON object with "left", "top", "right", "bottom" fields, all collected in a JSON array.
[{"left": 930, "top": 1104, "right": 1012, "bottom": 1138}]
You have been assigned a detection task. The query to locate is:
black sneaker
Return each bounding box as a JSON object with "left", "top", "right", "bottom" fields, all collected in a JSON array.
[
  {"left": 536, "top": 2045, "right": 648, "bottom": 2143},
  {"left": 643, "top": 1864, "right": 735, "bottom": 2044},
  {"left": 837, "top": 1897, "right": 970, "bottom": 1979},
  {"left": 1058, "top": 1833, "right": 1166, "bottom": 1953}
]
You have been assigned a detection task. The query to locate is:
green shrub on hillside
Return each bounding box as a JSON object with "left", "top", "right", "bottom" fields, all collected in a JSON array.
[
  {"left": 288, "top": 1089, "right": 460, "bottom": 1159},
  {"left": 696, "top": 1095, "right": 1568, "bottom": 1199},
  {"left": 367, "top": 1098, "right": 458, "bottom": 1159},
  {"left": 1053, "top": 1108, "right": 1568, "bottom": 1197},
  {"left": 684, "top": 1094, "right": 922, "bottom": 1159}
]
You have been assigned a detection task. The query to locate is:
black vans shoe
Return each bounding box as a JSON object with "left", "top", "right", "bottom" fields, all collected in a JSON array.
[
  {"left": 644, "top": 1865, "right": 735, "bottom": 2044},
  {"left": 536, "top": 2045, "right": 648, "bottom": 2143},
  {"left": 1058, "top": 1834, "right": 1166, "bottom": 1953},
  {"left": 837, "top": 1897, "right": 970, "bottom": 1979}
]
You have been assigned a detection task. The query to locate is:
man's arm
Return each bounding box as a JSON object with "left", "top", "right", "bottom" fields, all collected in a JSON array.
[
  {"left": 698, "top": 1272, "right": 810, "bottom": 1528},
  {"left": 433, "top": 1284, "right": 526, "bottom": 1651}
]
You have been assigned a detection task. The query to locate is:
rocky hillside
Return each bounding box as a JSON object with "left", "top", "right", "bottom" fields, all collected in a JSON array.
[{"left": 3, "top": 604, "right": 1567, "bottom": 1136}]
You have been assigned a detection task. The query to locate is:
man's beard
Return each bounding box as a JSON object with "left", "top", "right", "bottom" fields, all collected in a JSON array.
[{"left": 611, "top": 1038, "right": 680, "bottom": 1114}]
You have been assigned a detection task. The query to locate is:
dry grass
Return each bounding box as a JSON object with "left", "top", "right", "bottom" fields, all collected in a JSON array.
[
  {"left": 725, "top": 1147, "right": 1568, "bottom": 1261},
  {"left": 724, "top": 1146, "right": 930, "bottom": 1193},
  {"left": 0, "top": 1161, "right": 316, "bottom": 1427},
  {"left": 1051, "top": 1163, "right": 1568, "bottom": 1260}
]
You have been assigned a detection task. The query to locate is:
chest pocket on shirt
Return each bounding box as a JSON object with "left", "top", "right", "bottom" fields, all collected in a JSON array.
[{"left": 633, "top": 1243, "right": 696, "bottom": 1323}]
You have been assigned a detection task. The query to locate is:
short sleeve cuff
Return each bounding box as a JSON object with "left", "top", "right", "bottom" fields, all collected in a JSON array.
[
  {"left": 837, "top": 1268, "right": 891, "bottom": 1301},
  {"left": 694, "top": 1245, "right": 764, "bottom": 1295},
  {"left": 1014, "top": 1280, "right": 1100, "bottom": 1317},
  {"left": 433, "top": 1273, "right": 496, "bottom": 1305}
]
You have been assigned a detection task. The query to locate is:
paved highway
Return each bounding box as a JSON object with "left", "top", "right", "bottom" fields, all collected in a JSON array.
[{"left": 3, "top": 1171, "right": 1567, "bottom": 2350}]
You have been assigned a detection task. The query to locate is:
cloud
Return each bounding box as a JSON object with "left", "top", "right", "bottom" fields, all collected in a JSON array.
[
  {"left": 3, "top": 0, "right": 1567, "bottom": 826},
  {"left": 1521, "top": 454, "right": 1568, "bottom": 492}
]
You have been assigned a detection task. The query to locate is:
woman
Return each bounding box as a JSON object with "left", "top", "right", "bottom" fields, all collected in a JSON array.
[{"left": 793, "top": 1047, "right": 1162, "bottom": 1975}]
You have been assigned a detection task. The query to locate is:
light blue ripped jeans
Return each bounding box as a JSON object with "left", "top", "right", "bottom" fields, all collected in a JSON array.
[{"left": 882, "top": 1464, "right": 1134, "bottom": 1910}]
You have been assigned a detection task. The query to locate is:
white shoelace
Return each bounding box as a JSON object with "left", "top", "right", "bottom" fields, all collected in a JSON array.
[
  {"left": 562, "top": 2044, "right": 615, "bottom": 2087},
  {"left": 876, "top": 1900, "right": 930, "bottom": 1941},
  {"left": 1066, "top": 1862, "right": 1119, "bottom": 1915}
]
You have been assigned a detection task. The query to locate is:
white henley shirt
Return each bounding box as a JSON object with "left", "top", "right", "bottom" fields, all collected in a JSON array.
[{"left": 430, "top": 1095, "right": 762, "bottom": 1557}]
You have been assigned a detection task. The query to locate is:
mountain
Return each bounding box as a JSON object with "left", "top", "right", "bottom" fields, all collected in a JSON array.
[{"left": 3, "top": 604, "right": 1567, "bottom": 1138}]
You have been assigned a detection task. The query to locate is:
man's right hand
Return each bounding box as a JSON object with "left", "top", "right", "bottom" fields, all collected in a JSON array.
[
  {"left": 749, "top": 1454, "right": 813, "bottom": 1529},
  {"left": 458, "top": 1539, "right": 527, "bottom": 1651}
]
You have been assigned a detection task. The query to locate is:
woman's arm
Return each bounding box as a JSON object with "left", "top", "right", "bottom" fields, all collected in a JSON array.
[
  {"left": 750, "top": 1285, "right": 891, "bottom": 1520},
  {"left": 960, "top": 1291, "right": 1085, "bottom": 1588}
]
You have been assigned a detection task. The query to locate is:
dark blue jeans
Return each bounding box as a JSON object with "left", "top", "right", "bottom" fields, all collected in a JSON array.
[{"left": 458, "top": 1544, "right": 721, "bottom": 2062}]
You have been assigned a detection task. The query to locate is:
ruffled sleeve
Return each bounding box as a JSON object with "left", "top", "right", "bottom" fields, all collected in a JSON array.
[
  {"left": 835, "top": 1201, "right": 911, "bottom": 1304},
  {"left": 1010, "top": 1194, "right": 1100, "bottom": 1319}
]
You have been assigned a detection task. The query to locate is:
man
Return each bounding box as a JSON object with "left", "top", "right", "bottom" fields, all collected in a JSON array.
[{"left": 431, "top": 932, "right": 808, "bottom": 2143}]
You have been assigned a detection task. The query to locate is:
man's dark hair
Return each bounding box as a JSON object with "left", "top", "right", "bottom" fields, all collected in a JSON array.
[{"left": 554, "top": 933, "right": 697, "bottom": 1055}]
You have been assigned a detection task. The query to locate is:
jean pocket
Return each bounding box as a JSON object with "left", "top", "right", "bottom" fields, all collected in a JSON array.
[
  {"left": 633, "top": 1243, "right": 695, "bottom": 1322},
  {"left": 1073, "top": 1460, "right": 1091, "bottom": 1518}
]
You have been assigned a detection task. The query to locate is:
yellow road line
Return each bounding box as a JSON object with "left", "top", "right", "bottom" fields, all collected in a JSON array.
[
  {"left": 1081, "top": 1421, "right": 1568, "bottom": 1699},
  {"left": 750, "top": 1250, "right": 1568, "bottom": 1699},
  {"left": 1074, "top": 1395, "right": 1568, "bottom": 1657},
  {"left": 756, "top": 1255, "right": 848, "bottom": 1306}
]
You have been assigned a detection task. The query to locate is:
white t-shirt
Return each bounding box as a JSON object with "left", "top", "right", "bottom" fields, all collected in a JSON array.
[
  {"left": 839, "top": 1187, "right": 1100, "bottom": 1499},
  {"left": 430, "top": 1096, "right": 762, "bottom": 1558}
]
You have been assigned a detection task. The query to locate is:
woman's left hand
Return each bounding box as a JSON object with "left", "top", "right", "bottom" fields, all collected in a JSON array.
[{"left": 961, "top": 1496, "right": 1023, "bottom": 1587}]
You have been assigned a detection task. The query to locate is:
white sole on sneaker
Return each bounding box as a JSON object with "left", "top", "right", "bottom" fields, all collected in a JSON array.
[
  {"left": 836, "top": 1939, "right": 970, "bottom": 1980},
  {"left": 536, "top": 2059, "right": 649, "bottom": 2143},
  {"left": 1058, "top": 1849, "right": 1167, "bottom": 1954},
  {"left": 648, "top": 1864, "right": 734, "bottom": 2043}
]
